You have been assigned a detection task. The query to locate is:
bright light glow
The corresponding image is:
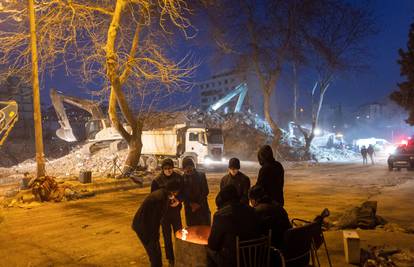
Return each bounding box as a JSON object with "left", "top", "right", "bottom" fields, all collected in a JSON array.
[
  {"left": 401, "top": 140, "right": 408, "bottom": 146},
  {"left": 221, "top": 157, "right": 226, "bottom": 163},
  {"left": 204, "top": 158, "right": 213, "bottom": 165},
  {"left": 386, "top": 145, "right": 396, "bottom": 155},
  {"left": 314, "top": 128, "right": 321, "bottom": 135},
  {"left": 336, "top": 133, "right": 343, "bottom": 138}
]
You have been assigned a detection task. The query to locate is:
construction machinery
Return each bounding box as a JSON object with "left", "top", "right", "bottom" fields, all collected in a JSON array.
[
  {"left": 208, "top": 83, "right": 248, "bottom": 113},
  {"left": 0, "top": 100, "right": 18, "bottom": 146},
  {"left": 50, "top": 89, "right": 225, "bottom": 168}
]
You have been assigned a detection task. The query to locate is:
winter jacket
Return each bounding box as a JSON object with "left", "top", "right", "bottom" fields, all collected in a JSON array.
[
  {"left": 220, "top": 171, "right": 251, "bottom": 205},
  {"left": 182, "top": 171, "right": 211, "bottom": 225},
  {"left": 208, "top": 202, "right": 260, "bottom": 267},
  {"left": 256, "top": 145, "right": 285, "bottom": 206},
  {"left": 151, "top": 171, "right": 184, "bottom": 214},
  {"left": 254, "top": 198, "right": 292, "bottom": 249},
  {"left": 131, "top": 188, "right": 169, "bottom": 245}
]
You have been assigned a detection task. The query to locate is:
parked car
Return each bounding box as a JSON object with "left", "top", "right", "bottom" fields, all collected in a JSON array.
[{"left": 387, "top": 144, "right": 414, "bottom": 171}]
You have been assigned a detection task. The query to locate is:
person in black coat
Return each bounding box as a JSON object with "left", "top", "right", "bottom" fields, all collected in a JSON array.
[
  {"left": 220, "top": 158, "right": 251, "bottom": 205},
  {"left": 182, "top": 158, "right": 211, "bottom": 226},
  {"left": 150, "top": 158, "right": 183, "bottom": 266},
  {"left": 207, "top": 185, "right": 260, "bottom": 267},
  {"left": 361, "top": 145, "right": 368, "bottom": 165},
  {"left": 248, "top": 185, "right": 291, "bottom": 250},
  {"left": 132, "top": 180, "right": 181, "bottom": 267},
  {"left": 256, "top": 145, "right": 285, "bottom": 206}
]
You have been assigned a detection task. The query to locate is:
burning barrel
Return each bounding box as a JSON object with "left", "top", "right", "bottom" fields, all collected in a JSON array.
[{"left": 175, "top": 226, "right": 211, "bottom": 267}]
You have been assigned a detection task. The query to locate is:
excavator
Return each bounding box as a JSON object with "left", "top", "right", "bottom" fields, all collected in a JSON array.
[
  {"left": 0, "top": 100, "right": 18, "bottom": 146},
  {"left": 50, "top": 89, "right": 125, "bottom": 153}
]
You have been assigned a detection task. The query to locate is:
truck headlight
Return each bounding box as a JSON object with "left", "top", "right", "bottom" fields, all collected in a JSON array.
[
  {"left": 204, "top": 157, "right": 213, "bottom": 165},
  {"left": 410, "top": 156, "right": 414, "bottom": 160}
]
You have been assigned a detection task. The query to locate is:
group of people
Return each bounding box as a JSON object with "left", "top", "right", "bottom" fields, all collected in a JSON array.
[
  {"left": 132, "top": 145, "right": 289, "bottom": 267},
  {"left": 360, "top": 144, "right": 375, "bottom": 165}
]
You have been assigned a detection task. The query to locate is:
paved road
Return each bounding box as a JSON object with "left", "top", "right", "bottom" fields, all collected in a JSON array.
[{"left": 1, "top": 162, "right": 413, "bottom": 266}]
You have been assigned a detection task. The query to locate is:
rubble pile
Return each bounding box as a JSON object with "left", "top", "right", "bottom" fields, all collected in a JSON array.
[
  {"left": 222, "top": 117, "right": 270, "bottom": 160},
  {"left": 3, "top": 144, "right": 129, "bottom": 178},
  {"left": 361, "top": 247, "right": 414, "bottom": 267},
  {"left": 310, "top": 147, "right": 360, "bottom": 162}
]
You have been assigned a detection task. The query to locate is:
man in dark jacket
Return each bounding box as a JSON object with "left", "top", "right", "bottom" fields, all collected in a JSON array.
[
  {"left": 182, "top": 158, "right": 211, "bottom": 226},
  {"left": 207, "top": 185, "right": 259, "bottom": 267},
  {"left": 248, "top": 185, "right": 291, "bottom": 250},
  {"left": 361, "top": 145, "right": 368, "bottom": 165},
  {"left": 150, "top": 158, "right": 183, "bottom": 266},
  {"left": 132, "top": 180, "right": 181, "bottom": 267},
  {"left": 367, "top": 144, "right": 375, "bottom": 165},
  {"left": 220, "top": 158, "right": 251, "bottom": 205},
  {"left": 256, "top": 145, "right": 285, "bottom": 206}
]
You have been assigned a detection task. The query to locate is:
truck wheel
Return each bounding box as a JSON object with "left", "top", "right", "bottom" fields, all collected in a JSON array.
[
  {"left": 397, "top": 167, "right": 401, "bottom": 171},
  {"left": 146, "top": 156, "right": 158, "bottom": 172}
]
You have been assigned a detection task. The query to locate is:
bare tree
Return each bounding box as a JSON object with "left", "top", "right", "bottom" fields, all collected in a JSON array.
[
  {"left": 0, "top": 0, "right": 195, "bottom": 173},
  {"left": 297, "top": 1, "right": 375, "bottom": 158},
  {"left": 202, "top": 0, "right": 374, "bottom": 156}
]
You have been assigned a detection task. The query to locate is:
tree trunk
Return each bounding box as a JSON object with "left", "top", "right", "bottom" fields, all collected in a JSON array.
[
  {"left": 292, "top": 62, "right": 298, "bottom": 122},
  {"left": 28, "top": 0, "right": 46, "bottom": 178},
  {"left": 263, "top": 89, "right": 282, "bottom": 152},
  {"left": 123, "top": 127, "right": 143, "bottom": 175}
]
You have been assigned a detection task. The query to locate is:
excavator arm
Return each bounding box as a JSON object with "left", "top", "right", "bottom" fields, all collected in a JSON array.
[
  {"left": 50, "top": 89, "right": 106, "bottom": 142},
  {"left": 0, "top": 100, "right": 18, "bottom": 146},
  {"left": 209, "top": 83, "right": 248, "bottom": 113}
]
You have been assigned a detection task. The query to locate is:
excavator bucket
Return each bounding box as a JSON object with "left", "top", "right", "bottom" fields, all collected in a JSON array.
[{"left": 56, "top": 127, "right": 77, "bottom": 142}]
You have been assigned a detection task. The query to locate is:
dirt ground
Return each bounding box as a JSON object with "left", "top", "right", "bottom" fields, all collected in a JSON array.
[{"left": 0, "top": 161, "right": 414, "bottom": 267}]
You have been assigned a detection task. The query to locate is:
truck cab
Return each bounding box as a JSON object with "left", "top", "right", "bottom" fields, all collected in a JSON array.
[{"left": 184, "top": 127, "right": 224, "bottom": 166}]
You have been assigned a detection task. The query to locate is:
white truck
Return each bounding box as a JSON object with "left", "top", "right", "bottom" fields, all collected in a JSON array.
[{"left": 140, "top": 123, "right": 225, "bottom": 170}]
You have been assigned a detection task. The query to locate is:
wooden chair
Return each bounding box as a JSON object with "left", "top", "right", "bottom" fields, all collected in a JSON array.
[{"left": 236, "top": 231, "right": 272, "bottom": 267}]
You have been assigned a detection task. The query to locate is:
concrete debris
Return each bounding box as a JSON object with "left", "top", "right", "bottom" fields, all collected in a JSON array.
[{"left": 361, "top": 246, "right": 414, "bottom": 267}]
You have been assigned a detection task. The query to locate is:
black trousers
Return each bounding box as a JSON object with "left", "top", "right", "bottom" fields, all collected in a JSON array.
[
  {"left": 135, "top": 232, "right": 162, "bottom": 267},
  {"left": 161, "top": 208, "right": 182, "bottom": 261}
]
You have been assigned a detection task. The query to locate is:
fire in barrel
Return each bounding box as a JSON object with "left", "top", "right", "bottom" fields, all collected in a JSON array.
[{"left": 175, "top": 226, "right": 211, "bottom": 267}]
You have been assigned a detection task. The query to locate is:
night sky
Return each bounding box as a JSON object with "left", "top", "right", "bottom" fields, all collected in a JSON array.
[
  {"left": 321, "top": 0, "right": 414, "bottom": 107},
  {"left": 41, "top": 1, "right": 414, "bottom": 114}
]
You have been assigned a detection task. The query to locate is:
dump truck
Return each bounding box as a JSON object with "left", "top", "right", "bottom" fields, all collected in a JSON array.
[{"left": 140, "top": 123, "right": 225, "bottom": 169}]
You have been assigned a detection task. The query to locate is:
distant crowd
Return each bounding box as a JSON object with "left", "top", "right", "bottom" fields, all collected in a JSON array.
[{"left": 131, "top": 145, "right": 289, "bottom": 267}]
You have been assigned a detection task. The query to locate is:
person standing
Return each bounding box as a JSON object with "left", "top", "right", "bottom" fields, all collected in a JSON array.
[
  {"left": 151, "top": 158, "right": 183, "bottom": 266},
  {"left": 132, "top": 180, "right": 181, "bottom": 267},
  {"left": 182, "top": 158, "right": 211, "bottom": 226},
  {"left": 360, "top": 145, "right": 368, "bottom": 165},
  {"left": 367, "top": 144, "right": 375, "bottom": 165},
  {"left": 256, "top": 145, "right": 285, "bottom": 206},
  {"left": 220, "top": 158, "right": 251, "bottom": 205}
]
